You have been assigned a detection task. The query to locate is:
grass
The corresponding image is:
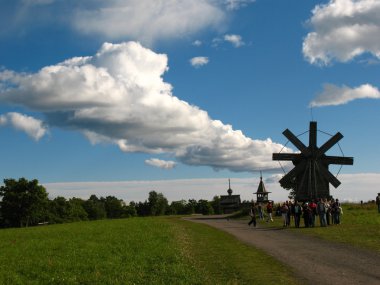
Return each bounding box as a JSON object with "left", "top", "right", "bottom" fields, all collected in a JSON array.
[
  {"left": 0, "top": 217, "right": 299, "bottom": 285},
  {"left": 255, "top": 203, "right": 380, "bottom": 252}
]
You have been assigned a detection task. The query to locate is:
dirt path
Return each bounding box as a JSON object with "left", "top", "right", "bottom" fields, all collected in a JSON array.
[{"left": 185, "top": 217, "right": 380, "bottom": 285}]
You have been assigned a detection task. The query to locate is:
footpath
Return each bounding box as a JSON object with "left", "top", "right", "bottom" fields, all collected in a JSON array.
[{"left": 186, "top": 217, "right": 380, "bottom": 285}]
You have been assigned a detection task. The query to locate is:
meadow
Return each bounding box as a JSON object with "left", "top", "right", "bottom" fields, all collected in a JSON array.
[
  {"left": 0, "top": 217, "right": 299, "bottom": 285},
  {"left": 260, "top": 203, "right": 380, "bottom": 252}
]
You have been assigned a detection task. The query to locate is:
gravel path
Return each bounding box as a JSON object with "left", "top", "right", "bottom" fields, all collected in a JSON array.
[{"left": 186, "top": 217, "right": 380, "bottom": 285}]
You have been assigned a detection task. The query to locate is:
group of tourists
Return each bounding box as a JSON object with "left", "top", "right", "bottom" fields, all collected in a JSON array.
[
  {"left": 278, "top": 198, "right": 342, "bottom": 228},
  {"left": 248, "top": 198, "right": 343, "bottom": 228}
]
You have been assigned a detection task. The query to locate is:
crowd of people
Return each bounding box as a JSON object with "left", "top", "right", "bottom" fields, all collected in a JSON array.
[{"left": 248, "top": 198, "right": 343, "bottom": 228}]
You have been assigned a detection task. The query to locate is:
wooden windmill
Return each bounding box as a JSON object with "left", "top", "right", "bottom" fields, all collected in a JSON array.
[{"left": 272, "top": 121, "right": 353, "bottom": 201}]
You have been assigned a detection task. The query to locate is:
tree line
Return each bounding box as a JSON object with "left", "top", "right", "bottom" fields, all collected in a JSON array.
[{"left": 0, "top": 178, "right": 222, "bottom": 228}]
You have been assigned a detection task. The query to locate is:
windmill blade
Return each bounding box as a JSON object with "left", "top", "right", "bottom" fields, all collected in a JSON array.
[
  {"left": 273, "top": 153, "right": 300, "bottom": 161},
  {"left": 279, "top": 160, "right": 307, "bottom": 184},
  {"left": 316, "top": 161, "right": 341, "bottom": 188},
  {"left": 317, "top": 132, "right": 343, "bottom": 156},
  {"left": 283, "top": 129, "right": 310, "bottom": 156},
  {"left": 324, "top": 156, "right": 354, "bottom": 165}
]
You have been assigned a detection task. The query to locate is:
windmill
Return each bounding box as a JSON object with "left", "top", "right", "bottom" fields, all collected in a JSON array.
[{"left": 272, "top": 121, "right": 353, "bottom": 201}]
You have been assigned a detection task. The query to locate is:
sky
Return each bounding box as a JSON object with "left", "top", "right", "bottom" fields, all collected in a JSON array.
[{"left": 0, "top": 0, "right": 379, "bottom": 203}]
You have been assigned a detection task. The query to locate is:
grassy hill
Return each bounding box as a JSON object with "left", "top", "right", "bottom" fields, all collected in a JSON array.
[{"left": 0, "top": 217, "right": 299, "bottom": 285}]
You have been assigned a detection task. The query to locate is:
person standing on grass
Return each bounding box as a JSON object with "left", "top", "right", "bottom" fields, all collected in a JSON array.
[
  {"left": 326, "top": 199, "right": 331, "bottom": 226},
  {"left": 317, "top": 198, "right": 327, "bottom": 227},
  {"left": 376, "top": 193, "right": 380, "bottom": 213},
  {"left": 333, "top": 198, "right": 341, "bottom": 224},
  {"left": 258, "top": 202, "right": 264, "bottom": 220},
  {"left": 266, "top": 201, "right": 273, "bottom": 222},
  {"left": 286, "top": 201, "right": 292, "bottom": 227},
  {"left": 281, "top": 202, "right": 289, "bottom": 227},
  {"left": 293, "top": 201, "right": 302, "bottom": 228},
  {"left": 309, "top": 200, "right": 317, "bottom": 227},
  {"left": 248, "top": 203, "right": 257, "bottom": 227},
  {"left": 302, "top": 202, "right": 311, "bottom": 228}
]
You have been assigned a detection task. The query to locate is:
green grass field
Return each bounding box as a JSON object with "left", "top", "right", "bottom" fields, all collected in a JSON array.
[
  {"left": 257, "top": 203, "right": 380, "bottom": 252},
  {"left": 0, "top": 217, "right": 299, "bottom": 285}
]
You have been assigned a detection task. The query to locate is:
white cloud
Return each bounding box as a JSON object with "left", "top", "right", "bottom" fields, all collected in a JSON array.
[
  {"left": 145, "top": 158, "right": 176, "bottom": 169},
  {"left": 224, "top": 34, "right": 244, "bottom": 47},
  {"left": 73, "top": 0, "right": 225, "bottom": 45},
  {"left": 303, "top": 0, "right": 380, "bottom": 65},
  {"left": 192, "top": 40, "right": 202, "bottom": 47},
  {"left": 0, "top": 112, "right": 48, "bottom": 140},
  {"left": 0, "top": 41, "right": 290, "bottom": 173},
  {"left": 225, "top": 0, "right": 255, "bottom": 11},
  {"left": 190, "top": 56, "right": 209, "bottom": 68},
  {"left": 43, "top": 173, "right": 380, "bottom": 203},
  {"left": 310, "top": 83, "right": 380, "bottom": 107}
]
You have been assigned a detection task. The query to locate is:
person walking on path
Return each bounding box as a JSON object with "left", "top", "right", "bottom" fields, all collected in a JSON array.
[
  {"left": 376, "top": 193, "right": 380, "bottom": 213},
  {"left": 248, "top": 203, "right": 257, "bottom": 227}
]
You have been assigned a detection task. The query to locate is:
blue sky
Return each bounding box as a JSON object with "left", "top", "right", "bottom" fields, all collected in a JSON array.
[{"left": 0, "top": 0, "right": 379, "bottom": 202}]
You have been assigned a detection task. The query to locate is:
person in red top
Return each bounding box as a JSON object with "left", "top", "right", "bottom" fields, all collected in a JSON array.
[{"left": 308, "top": 200, "right": 317, "bottom": 227}]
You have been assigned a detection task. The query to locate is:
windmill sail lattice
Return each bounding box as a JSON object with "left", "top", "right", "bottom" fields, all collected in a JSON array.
[{"left": 272, "top": 121, "right": 353, "bottom": 201}]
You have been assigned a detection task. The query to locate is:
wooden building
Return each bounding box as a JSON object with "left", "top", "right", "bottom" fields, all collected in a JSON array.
[
  {"left": 253, "top": 173, "right": 271, "bottom": 203},
  {"left": 220, "top": 179, "right": 241, "bottom": 214}
]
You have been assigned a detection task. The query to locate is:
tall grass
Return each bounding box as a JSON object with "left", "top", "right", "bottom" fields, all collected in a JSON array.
[{"left": 0, "top": 217, "right": 299, "bottom": 284}]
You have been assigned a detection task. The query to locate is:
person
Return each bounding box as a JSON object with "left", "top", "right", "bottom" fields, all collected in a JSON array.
[
  {"left": 286, "top": 201, "right": 292, "bottom": 227},
  {"left": 326, "top": 199, "right": 331, "bottom": 226},
  {"left": 248, "top": 203, "right": 257, "bottom": 227},
  {"left": 309, "top": 200, "right": 317, "bottom": 227},
  {"left": 333, "top": 198, "right": 341, "bottom": 224},
  {"left": 266, "top": 201, "right": 273, "bottom": 222},
  {"left": 302, "top": 202, "right": 311, "bottom": 228},
  {"left": 293, "top": 201, "right": 302, "bottom": 228},
  {"left": 317, "top": 198, "right": 327, "bottom": 227},
  {"left": 376, "top": 193, "right": 380, "bottom": 214},
  {"left": 281, "top": 202, "right": 289, "bottom": 227},
  {"left": 258, "top": 202, "right": 264, "bottom": 220}
]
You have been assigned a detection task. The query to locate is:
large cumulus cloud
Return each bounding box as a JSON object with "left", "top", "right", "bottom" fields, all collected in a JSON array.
[
  {"left": 303, "top": 0, "right": 380, "bottom": 65},
  {"left": 0, "top": 41, "right": 289, "bottom": 172}
]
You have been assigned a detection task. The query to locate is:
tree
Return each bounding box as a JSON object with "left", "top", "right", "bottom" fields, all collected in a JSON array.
[
  {"left": 148, "top": 191, "right": 168, "bottom": 216},
  {"left": 210, "top": 196, "right": 222, "bottom": 214},
  {"left": 103, "top": 196, "right": 124, "bottom": 219},
  {"left": 49, "top": 196, "right": 71, "bottom": 223},
  {"left": 196, "top": 199, "right": 214, "bottom": 215},
  {"left": 83, "top": 195, "right": 106, "bottom": 220},
  {"left": 0, "top": 178, "right": 49, "bottom": 227},
  {"left": 168, "top": 200, "right": 188, "bottom": 215},
  {"left": 67, "top": 198, "right": 88, "bottom": 221}
]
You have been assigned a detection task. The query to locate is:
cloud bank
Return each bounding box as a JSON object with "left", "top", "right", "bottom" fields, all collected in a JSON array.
[
  {"left": 43, "top": 173, "right": 380, "bottom": 203},
  {"left": 310, "top": 83, "right": 380, "bottom": 107},
  {"left": 73, "top": 0, "right": 225, "bottom": 45},
  {"left": 3, "top": 0, "right": 257, "bottom": 46},
  {"left": 145, "top": 158, "right": 176, "bottom": 169},
  {"left": 303, "top": 0, "right": 380, "bottom": 65},
  {"left": 0, "top": 41, "right": 289, "bottom": 173}
]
